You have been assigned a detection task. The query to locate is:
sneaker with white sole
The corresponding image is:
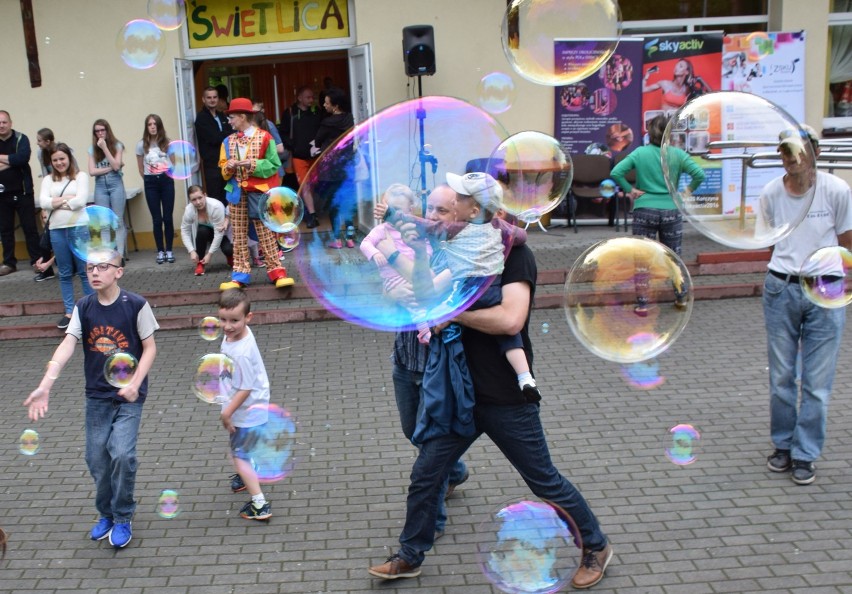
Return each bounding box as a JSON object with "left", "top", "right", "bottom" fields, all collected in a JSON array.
[
  {"left": 791, "top": 460, "right": 815, "bottom": 485},
  {"left": 90, "top": 518, "right": 114, "bottom": 541},
  {"left": 239, "top": 500, "right": 272, "bottom": 520},
  {"left": 108, "top": 522, "right": 132, "bottom": 548}
]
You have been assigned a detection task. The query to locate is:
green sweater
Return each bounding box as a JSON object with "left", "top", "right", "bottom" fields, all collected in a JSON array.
[{"left": 610, "top": 144, "right": 705, "bottom": 210}]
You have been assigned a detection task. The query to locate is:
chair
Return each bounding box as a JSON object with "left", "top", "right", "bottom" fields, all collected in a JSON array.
[
  {"left": 567, "top": 154, "right": 611, "bottom": 233},
  {"left": 610, "top": 152, "right": 635, "bottom": 232}
]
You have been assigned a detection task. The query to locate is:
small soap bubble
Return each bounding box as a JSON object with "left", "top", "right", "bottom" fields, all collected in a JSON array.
[
  {"left": 799, "top": 246, "right": 852, "bottom": 309},
  {"left": 501, "top": 0, "right": 621, "bottom": 86},
  {"left": 79, "top": 72, "right": 85, "bottom": 79},
  {"left": 19, "top": 429, "right": 41, "bottom": 456},
  {"left": 620, "top": 360, "right": 666, "bottom": 390},
  {"left": 665, "top": 424, "right": 700, "bottom": 466},
  {"left": 192, "top": 354, "right": 237, "bottom": 404},
  {"left": 259, "top": 187, "right": 303, "bottom": 233},
  {"left": 564, "top": 237, "right": 692, "bottom": 363},
  {"left": 477, "top": 72, "right": 517, "bottom": 115},
  {"left": 278, "top": 228, "right": 301, "bottom": 252},
  {"left": 44, "top": 37, "right": 51, "bottom": 45},
  {"left": 148, "top": 0, "right": 184, "bottom": 31},
  {"left": 599, "top": 179, "right": 617, "bottom": 199},
  {"left": 198, "top": 316, "right": 222, "bottom": 341},
  {"left": 116, "top": 19, "right": 166, "bottom": 70},
  {"left": 69, "top": 205, "right": 124, "bottom": 263},
  {"left": 540, "top": 323, "right": 550, "bottom": 334},
  {"left": 104, "top": 352, "right": 138, "bottom": 389},
  {"left": 157, "top": 489, "right": 181, "bottom": 518},
  {"left": 166, "top": 140, "right": 198, "bottom": 180},
  {"left": 476, "top": 499, "right": 581, "bottom": 594},
  {"left": 242, "top": 404, "right": 297, "bottom": 483}
]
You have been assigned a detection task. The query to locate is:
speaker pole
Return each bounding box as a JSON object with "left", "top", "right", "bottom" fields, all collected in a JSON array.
[{"left": 416, "top": 75, "right": 437, "bottom": 214}]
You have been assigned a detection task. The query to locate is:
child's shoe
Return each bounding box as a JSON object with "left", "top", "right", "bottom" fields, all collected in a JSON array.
[
  {"left": 108, "top": 522, "right": 132, "bottom": 549},
  {"left": 327, "top": 239, "right": 343, "bottom": 249},
  {"left": 345, "top": 238, "right": 355, "bottom": 248},
  {"left": 230, "top": 473, "right": 246, "bottom": 493},
  {"left": 90, "top": 517, "right": 114, "bottom": 541},
  {"left": 240, "top": 500, "right": 272, "bottom": 520}
]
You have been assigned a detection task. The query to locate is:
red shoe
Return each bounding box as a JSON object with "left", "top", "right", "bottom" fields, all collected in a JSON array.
[
  {"left": 194, "top": 262, "right": 205, "bottom": 276},
  {"left": 327, "top": 239, "right": 343, "bottom": 249},
  {"left": 345, "top": 239, "right": 355, "bottom": 248}
]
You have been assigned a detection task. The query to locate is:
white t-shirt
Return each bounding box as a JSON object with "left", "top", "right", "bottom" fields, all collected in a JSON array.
[
  {"left": 135, "top": 140, "right": 170, "bottom": 176},
  {"left": 220, "top": 326, "right": 270, "bottom": 428},
  {"left": 759, "top": 171, "right": 852, "bottom": 275}
]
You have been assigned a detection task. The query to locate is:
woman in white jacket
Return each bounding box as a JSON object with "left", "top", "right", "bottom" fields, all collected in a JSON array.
[
  {"left": 180, "top": 185, "right": 232, "bottom": 277},
  {"left": 39, "top": 143, "right": 94, "bottom": 329}
]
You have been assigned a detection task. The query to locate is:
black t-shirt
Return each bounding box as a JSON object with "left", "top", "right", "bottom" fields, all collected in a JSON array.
[{"left": 461, "top": 244, "right": 537, "bottom": 406}]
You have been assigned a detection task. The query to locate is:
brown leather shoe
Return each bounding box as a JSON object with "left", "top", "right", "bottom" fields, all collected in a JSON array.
[
  {"left": 368, "top": 554, "right": 421, "bottom": 579},
  {"left": 0, "top": 264, "right": 17, "bottom": 276},
  {"left": 571, "top": 543, "right": 613, "bottom": 589}
]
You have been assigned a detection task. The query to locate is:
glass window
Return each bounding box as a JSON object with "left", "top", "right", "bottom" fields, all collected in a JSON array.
[
  {"left": 825, "top": 1, "right": 852, "bottom": 130},
  {"left": 620, "top": 0, "right": 768, "bottom": 21}
]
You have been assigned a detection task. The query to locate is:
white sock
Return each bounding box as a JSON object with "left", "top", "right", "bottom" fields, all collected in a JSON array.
[
  {"left": 518, "top": 372, "right": 535, "bottom": 389},
  {"left": 251, "top": 493, "right": 267, "bottom": 507}
]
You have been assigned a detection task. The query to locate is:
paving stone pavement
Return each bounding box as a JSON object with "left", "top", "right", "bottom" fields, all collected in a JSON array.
[{"left": 2, "top": 224, "right": 852, "bottom": 593}]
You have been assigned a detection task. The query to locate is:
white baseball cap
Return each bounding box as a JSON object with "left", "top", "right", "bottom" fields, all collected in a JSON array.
[{"left": 446, "top": 172, "right": 504, "bottom": 211}]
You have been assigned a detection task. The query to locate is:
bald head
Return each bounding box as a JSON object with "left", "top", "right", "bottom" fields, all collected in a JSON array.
[{"left": 425, "top": 184, "right": 456, "bottom": 222}]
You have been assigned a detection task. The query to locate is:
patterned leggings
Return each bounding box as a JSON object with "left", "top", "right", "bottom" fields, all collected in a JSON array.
[{"left": 631, "top": 207, "right": 683, "bottom": 255}]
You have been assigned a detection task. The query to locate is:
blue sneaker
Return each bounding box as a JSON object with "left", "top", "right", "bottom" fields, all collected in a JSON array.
[
  {"left": 90, "top": 518, "right": 114, "bottom": 541},
  {"left": 109, "top": 522, "right": 132, "bottom": 548}
]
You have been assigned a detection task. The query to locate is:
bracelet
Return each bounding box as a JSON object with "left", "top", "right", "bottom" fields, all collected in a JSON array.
[
  {"left": 45, "top": 360, "right": 60, "bottom": 380},
  {"left": 387, "top": 251, "right": 401, "bottom": 265}
]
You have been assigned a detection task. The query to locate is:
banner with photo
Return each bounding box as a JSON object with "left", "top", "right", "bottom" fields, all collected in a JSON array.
[
  {"left": 553, "top": 37, "right": 644, "bottom": 159},
  {"left": 641, "top": 32, "right": 723, "bottom": 214},
  {"left": 720, "top": 31, "right": 806, "bottom": 214}
]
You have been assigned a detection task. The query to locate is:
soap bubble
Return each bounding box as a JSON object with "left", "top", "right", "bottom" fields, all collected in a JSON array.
[
  {"left": 166, "top": 140, "right": 198, "bottom": 180},
  {"left": 501, "top": 0, "right": 621, "bottom": 86},
  {"left": 599, "top": 179, "right": 617, "bottom": 198},
  {"left": 295, "top": 96, "right": 509, "bottom": 332},
  {"left": 477, "top": 72, "right": 517, "bottom": 115},
  {"left": 620, "top": 360, "right": 665, "bottom": 390},
  {"left": 198, "top": 316, "right": 222, "bottom": 341},
  {"left": 148, "top": 0, "right": 184, "bottom": 31},
  {"left": 243, "top": 404, "right": 297, "bottom": 483},
  {"left": 259, "top": 187, "right": 303, "bottom": 233},
  {"left": 661, "top": 91, "right": 816, "bottom": 250},
  {"left": 104, "top": 352, "right": 138, "bottom": 389},
  {"left": 564, "top": 237, "right": 692, "bottom": 363},
  {"left": 19, "top": 429, "right": 41, "bottom": 456},
  {"left": 278, "top": 228, "right": 301, "bottom": 252},
  {"left": 665, "top": 424, "right": 700, "bottom": 466},
  {"left": 69, "top": 206, "right": 124, "bottom": 263},
  {"left": 192, "top": 354, "right": 237, "bottom": 404},
  {"left": 116, "top": 19, "right": 165, "bottom": 70},
  {"left": 157, "top": 489, "right": 181, "bottom": 518},
  {"left": 541, "top": 322, "right": 550, "bottom": 334},
  {"left": 476, "top": 499, "right": 581, "bottom": 594},
  {"left": 487, "top": 131, "right": 572, "bottom": 225},
  {"left": 799, "top": 246, "right": 852, "bottom": 309}
]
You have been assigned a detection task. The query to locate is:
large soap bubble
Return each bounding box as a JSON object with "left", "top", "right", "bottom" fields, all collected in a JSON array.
[
  {"left": 478, "top": 72, "right": 517, "bottom": 115},
  {"left": 244, "top": 404, "right": 297, "bottom": 483},
  {"left": 799, "top": 246, "right": 852, "bottom": 309},
  {"left": 501, "top": 0, "right": 621, "bottom": 86},
  {"left": 69, "top": 206, "right": 124, "bottom": 263},
  {"left": 166, "top": 140, "right": 198, "bottom": 180},
  {"left": 296, "top": 96, "right": 511, "bottom": 332},
  {"left": 661, "top": 91, "right": 816, "bottom": 250},
  {"left": 259, "top": 187, "right": 303, "bottom": 233},
  {"left": 148, "top": 0, "right": 184, "bottom": 31},
  {"left": 116, "top": 19, "right": 166, "bottom": 70},
  {"left": 564, "top": 237, "right": 692, "bottom": 363},
  {"left": 476, "top": 499, "right": 581, "bottom": 594},
  {"left": 487, "top": 131, "right": 572, "bottom": 226}
]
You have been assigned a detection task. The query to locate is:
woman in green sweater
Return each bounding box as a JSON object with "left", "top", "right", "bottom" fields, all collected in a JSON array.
[{"left": 610, "top": 114, "right": 705, "bottom": 256}]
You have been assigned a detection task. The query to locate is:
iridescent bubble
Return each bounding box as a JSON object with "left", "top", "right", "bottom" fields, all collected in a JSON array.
[
  {"left": 157, "top": 489, "right": 181, "bottom": 518},
  {"left": 599, "top": 178, "right": 617, "bottom": 199},
  {"left": 44, "top": 37, "right": 51, "bottom": 45},
  {"left": 192, "top": 354, "right": 237, "bottom": 404},
  {"left": 477, "top": 72, "right": 517, "bottom": 115},
  {"left": 259, "top": 187, "right": 303, "bottom": 233},
  {"left": 487, "top": 131, "right": 572, "bottom": 225},
  {"left": 665, "top": 424, "right": 700, "bottom": 466},
  {"left": 564, "top": 237, "right": 692, "bottom": 363},
  {"left": 541, "top": 323, "right": 550, "bottom": 334},
  {"left": 476, "top": 499, "right": 581, "bottom": 594},
  {"left": 799, "top": 246, "right": 852, "bottom": 309},
  {"left": 104, "top": 352, "right": 138, "bottom": 389},
  {"left": 296, "top": 96, "right": 509, "bottom": 332},
  {"left": 166, "top": 140, "right": 198, "bottom": 180},
  {"left": 620, "top": 359, "right": 665, "bottom": 390},
  {"left": 19, "top": 429, "right": 41, "bottom": 456},
  {"left": 278, "top": 228, "right": 301, "bottom": 253},
  {"left": 148, "top": 0, "right": 184, "bottom": 31},
  {"left": 198, "top": 316, "right": 222, "bottom": 341},
  {"left": 243, "top": 404, "right": 297, "bottom": 483},
  {"left": 69, "top": 206, "right": 124, "bottom": 263},
  {"left": 116, "top": 19, "right": 166, "bottom": 70},
  {"left": 661, "top": 91, "right": 816, "bottom": 250},
  {"left": 501, "top": 0, "right": 621, "bottom": 86},
  {"left": 78, "top": 72, "right": 85, "bottom": 79}
]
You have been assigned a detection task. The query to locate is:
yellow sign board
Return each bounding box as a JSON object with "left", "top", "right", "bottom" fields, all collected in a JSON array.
[{"left": 187, "top": 0, "right": 351, "bottom": 48}]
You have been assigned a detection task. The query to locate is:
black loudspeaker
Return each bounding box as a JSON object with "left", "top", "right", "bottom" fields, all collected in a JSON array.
[{"left": 402, "top": 25, "right": 436, "bottom": 77}]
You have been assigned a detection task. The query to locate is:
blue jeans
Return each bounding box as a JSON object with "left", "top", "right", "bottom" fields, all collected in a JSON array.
[
  {"left": 763, "top": 273, "right": 845, "bottom": 461},
  {"left": 85, "top": 398, "right": 143, "bottom": 523},
  {"left": 93, "top": 171, "right": 127, "bottom": 257},
  {"left": 143, "top": 174, "right": 175, "bottom": 252},
  {"left": 50, "top": 227, "right": 93, "bottom": 314},
  {"left": 398, "top": 402, "right": 607, "bottom": 566},
  {"left": 392, "top": 364, "right": 468, "bottom": 532}
]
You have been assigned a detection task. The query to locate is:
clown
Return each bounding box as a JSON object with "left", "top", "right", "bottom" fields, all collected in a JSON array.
[{"left": 218, "top": 97, "right": 294, "bottom": 290}]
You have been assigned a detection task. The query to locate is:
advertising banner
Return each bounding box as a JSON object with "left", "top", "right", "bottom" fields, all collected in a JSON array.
[{"left": 553, "top": 37, "right": 644, "bottom": 159}]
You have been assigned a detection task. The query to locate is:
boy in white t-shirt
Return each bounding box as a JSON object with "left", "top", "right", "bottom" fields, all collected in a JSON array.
[{"left": 218, "top": 288, "right": 272, "bottom": 520}]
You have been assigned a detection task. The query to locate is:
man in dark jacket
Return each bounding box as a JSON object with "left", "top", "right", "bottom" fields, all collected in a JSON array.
[
  {"left": 278, "top": 85, "right": 322, "bottom": 227},
  {"left": 195, "top": 87, "right": 232, "bottom": 205},
  {"left": 0, "top": 110, "right": 41, "bottom": 275}
]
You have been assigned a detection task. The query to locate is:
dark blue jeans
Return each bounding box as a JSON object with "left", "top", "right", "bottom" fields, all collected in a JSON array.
[
  {"left": 143, "top": 174, "right": 175, "bottom": 252},
  {"left": 398, "top": 402, "right": 607, "bottom": 566}
]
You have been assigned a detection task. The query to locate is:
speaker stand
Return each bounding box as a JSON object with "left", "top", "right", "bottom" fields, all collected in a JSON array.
[{"left": 415, "top": 75, "right": 438, "bottom": 214}]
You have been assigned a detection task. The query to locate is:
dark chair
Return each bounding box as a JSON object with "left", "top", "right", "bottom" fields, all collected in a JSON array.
[
  {"left": 567, "top": 154, "right": 612, "bottom": 233},
  {"left": 610, "top": 151, "right": 636, "bottom": 232}
]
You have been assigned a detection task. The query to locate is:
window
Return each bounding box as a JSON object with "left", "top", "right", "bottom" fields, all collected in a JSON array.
[{"left": 825, "top": 1, "right": 852, "bottom": 132}]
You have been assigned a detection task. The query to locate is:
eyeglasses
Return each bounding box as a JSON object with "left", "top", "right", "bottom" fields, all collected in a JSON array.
[
  {"left": 86, "top": 262, "right": 121, "bottom": 273},
  {"left": 94, "top": 128, "right": 107, "bottom": 133}
]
